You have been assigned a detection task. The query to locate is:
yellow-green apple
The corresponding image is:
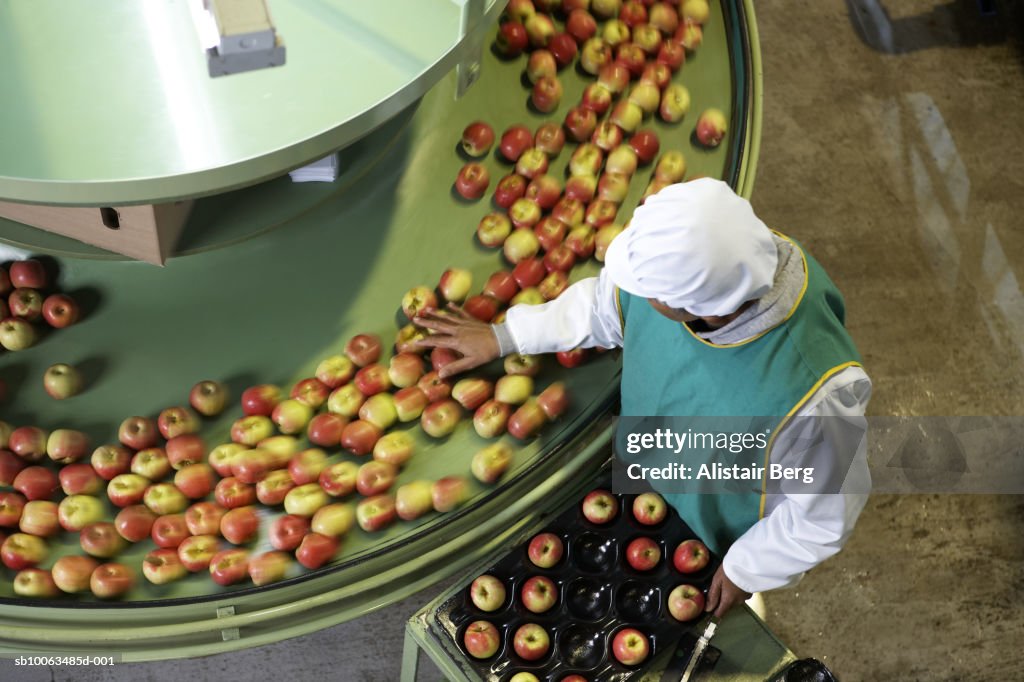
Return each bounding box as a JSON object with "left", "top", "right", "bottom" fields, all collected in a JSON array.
[
  {"left": 564, "top": 174, "right": 598, "bottom": 204},
  {"left": 657, "top": 39, "right": 684, "bottom": 70},
  {"left": 214, "top": 476, "right": 256, "bottom": 509},
  {"left": 89, "top": 562, "right": 134, "bottom": 599},
  {"left": 177, "top": 534, "right": 221, "bottom": 572},
  {"left": 184, "top": 501, "right": 225, "bottom": 536},
  {"left": 469, "top": 574, "right": 506, "bottom": 612},
  {"left": 461, "top": 121, "right": 495, "bottom": 157},
  {"left": 272, "top": 398, "right": 313, "bottom": 435},
  {"left": 655, "top": 150, "right": 686, "bottom": 182},
  {"left": 504, "top": 354, "right": 542, "bottom": 377},
  {"left": 372, "top": 431, "right": 416, "bottom": 467},
  {"left": 626, "top": 536, "right": 661, "bottom": 570},
  {"left": 471, "top": 443, "right": 513, "bottom": 484},
  {"left": 612, "top": 628, "right": 650, "bottom": 665},
  {"left": 57, "top": 494, "right": 104, "bottom": 531},
  {"left": 269, "top": 514, "right": 310, "bottom": 551},
  {"left": 452, "top": 378, "right": 494, "bottom": 411},
  {"left": 673, "top": 539, "right": 710, "bottom": 573},
  {"left": 598, "top": 62, "right": 630, "bottom": 96},
  {"left": 438, "top": 268, "right": 474, "bottom": 304},
  {"left": 45, "top": 429, "right": 89, "bottom": 465},
  {"left": 0, "top": 449, "right": 25, "bottom": 486},
  {"left": 593, "top": 0, "right": 623, "bottom": 18},
  {"left": 526, "top": 49, "right": 557, "bottom": 85},
  {"left": 567, "top": 8, "right": 598, "bottom": 42},
  {"left": 582, "top": 489, "right": 619, "bottom": 524},
  {"left": 568, "top": 145, "right": 603, "bottom": 179},
  {"left": 256, "top": 436, "right": 297, "bottom": 466},
  {"left": 10, "top": 426, "right": 48, "bottom": 462},
  {"left": 283, "top": 483, "right": 329, "bottom": 518},
  {"left": 516, "top": 147, "right": 550, "bottom": 180},
  {"left": 327, "top": 384, "right": 366, "bottom": 418},
  {"left": 354, "top": 363, "right": 391, "bottom": 397},
  {"left": 507, "top": 200, "right": 541, "bottom": 234},
  {"left": 59, "top": 462, "right": 103, "bottom": 496},
  {"left": 537, "top": 382, "right": 569, "bottom": 420},
  {"left": 356, "top": 494, "right": 397, "bottom": 532},
  {"left": 256, "top": 469, "right": 296, "bottom": 506},
  {"left": 241, "top": 384, "right": 282, "bottom": 416},
  {"left": 8, "top": 288, "right": 43, "bottom": 320},
  {"left": 580, "top": 36, "right": 613, "bottom": 75},
  {"left": 681, "top": 0, "right": 709, "bottom": 23},
  {"left": 464, "top": 620, "right": 501, "bottom": 659},
  {"left": 649, "top": 1, "right": 678, "bottom": 33},
  {"left": 659, "top": 83, "right": 691, "bottom": 122},
  {"left": 534, "top": 123, "right": 565, "bottom": 157},
  {"left": 500, "top": 125, "right": 534, "bottom": 162},
  {"left": 598, "top": 172, "right": 631, "bottom": 203},
  {"left": 341, "top": 420, "right": 383, "bottom": 455},
  {"left": 525, "top": 12, "right": 555, "bottom": 47},
  {"left": 695, "top": 108, "right": 727, "bottom": 146},
  {"left": 632, "top": 491, "right": 668, "bottom": 524},
  {"left": 166, "top": 433, "right": 206, "bottom": 470},
  {"left": 432, "top": 476, "right": 469, "bottom": 512},
  {"left": 504, "top": 230, "right": 541, "bottom": 266},
  {"left": 43, "top": 363, "right": 83, "bottom": 399},
  {"left": 0, "top": 317, "right": 37, "bottom": 351},
  {"left": 477, "top": 212, "right": 513, "bottom": 249},
  {"left": 316, "top": 355, "right": 356, "bottom": 389},
  {"left": 455, "top": 162, "right": 490, "bottom": 200},
  {"left": 220, "top": 505, "right": 260, "bottom": 544},
  {"left": 16, "top": 500, "right": 58, "bottom": 536},
  {"left": 319, "top": 461, "right": 359, "bottom": 497},
  {"left": 473, "top": 400, "right": 512, "bottom": 438},
  {"left": 209, "top": 548, "right": 249, "bottom": 586},
  {"left": 628, "top": 81, "right": 661, "bottom": 114},
  {"left": 189, "top": 380, "right": 229, "bottom": 417},
  {"left": 569, "top": 224, "right": 599, "bottom": 258},
  {"left": 80, "top": 521, "right": 126, "bottom": 558},
  {"left": 296, "top": 532, "right": 338, "bottom": 570},
  {"left": 642, "top": 178, "right": 672, "bottom": 203},
  {"left": 359, "top": 393, "right": 398, "bottom": 430},
  {"left": 675, "top": 18, "right": 703, "bottom": 50},
  {"left": 208, "top": 442, "right": 248, "bottom": 477},
  {"left": 51, "top": 555, "right": 99, "bottom": 593},
  {"left": 291, "top": 377, "right": 331, "bottom": 409},
  {"left": 611, "top": 100, "right": 643, "bottom": 133},
  {"left": 288, "top": 448, "right": 329, "bottom": 485},
  {"left": 539, "top": 271, "right": 569, "bottom": 300},
  {"left": 9, "top": 259, "right": 47, "bottom": 288},
  {"left": 249, "top": 550, "right": 291, "bottom": 586},
  {"left": 356, "top": 461, "right": 397, "bottom": 497},
  {"left": 514, "top": 623, "right": 551, "bottom": 661},
  {"left": 509, "top": 674, "right": 539, "bottom": 682},
  {"left": 606, "top": 144, "right": 639, "bottom": 175},
  {"left": 528, "top": 532, "right": 564, "bottom": 568},
  {"left": 131, "top": 447, "right": 171, "bottom": 480},
  {"left": 114, "top": 504, "right": 157, "bottom": 542},
  {"left": 548, "top": 31, "right": 578, "bottom": 67},
  {"left": 421, "top": 400, "right": 463, "bottom": 438},
  {"left": 389, "top": 353, "right": 426, "bottom": 389},
  {"left": 151, "top": 513, "right": 189, "bottom": 548},
  {"left": 13, "top": 567, "right": 61, "bottom": 597},
  {"left": 1, "top": 532, "right": 48, "bottom": 570},
  {"left": 668, "top": 583, "right": 705, "bottom": 621},
  {"left": 395, "top": 480, "right": 434, "bottom": 521},
  {"left": 231, "top": 415, "right": 275, "bottom": 446},
  {"left": 311, "top": 502, "right": 356, "bottom": 537},
  {"left": 106, "top": 473, "right": 149, "bottom": 508},
  {"left": 619, "top": 0, "right": 647, "bottom": 26},
  {"left": 629, "top": 128, "right": 661, "bottom": 163},
  {"left": 603, "top": 18, "right": 631, "bottom": 47},
  {"left": 0, "top": 490, "right": 25, "bottom": 526},
  {"left": 157, "top": 406, "right": 199, "bottom": 440},
  {"left": 496, "top": 21, "right": 528, "bottom": 57},
  {"left": 633, "top": 23, "right": 662, "bottom": 54},
  {"left": 522, "top": 575, "right": 558, "bottom": 613},
  {"left": 345, "top": 333, "right": 382, "bottom": 367},
  {"left": 418, "top": 371, "right": 453, "bottom": 403},
  {"left": 641, "top": 61, "right": 672, "bottom": 89},
  {"left": 495, "top": 375, "right": 534, "bottom": 405},
  {"left": 0, "top": 420, "right": 12, "bottom": 447}
]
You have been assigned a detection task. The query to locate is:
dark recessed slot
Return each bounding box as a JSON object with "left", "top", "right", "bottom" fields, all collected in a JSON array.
[{"left": 100, "top": 207, "right": 120, "bottom": 230}]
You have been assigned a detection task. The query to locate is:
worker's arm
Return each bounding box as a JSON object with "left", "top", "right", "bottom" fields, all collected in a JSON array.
[
  {"left": 414, "top": 269, "right": 623, "bottom": 378},
  {"left": 707, "top": 368, "right": 873, "bottom": 615}
]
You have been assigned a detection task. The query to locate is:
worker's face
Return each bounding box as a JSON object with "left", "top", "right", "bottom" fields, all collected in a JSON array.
[{"left": 647, "top": 298, "right": 699, "bottom": 322}]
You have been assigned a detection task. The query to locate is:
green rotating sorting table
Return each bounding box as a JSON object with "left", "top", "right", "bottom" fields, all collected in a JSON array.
[{"left": 0, "top": 0, "right": 777, "bottom": 675}]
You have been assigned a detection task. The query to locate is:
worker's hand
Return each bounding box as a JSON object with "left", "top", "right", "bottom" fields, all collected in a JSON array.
[
  {"left": 705, "top": 564, "right": 751, "bottom": 619},
  {"left": 413, "top": 304, "right": 501, "bottom": 379}
]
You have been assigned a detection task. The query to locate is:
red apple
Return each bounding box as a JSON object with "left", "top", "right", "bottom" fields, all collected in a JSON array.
[
  {"left": 473, "top": 399, "right": 512, "bottom": 438},
  {"left": 430, "top": 346, "right": 462, "bottom": 375},
  {"left": 290, "top": 377, "right": 331, "bottom": 409},
  {"left": 151, "top": 513, "right": 189, "bottom": 549},
  {"left": 178, "top": 534, "right": 221, "bottom": 572},
  {"left": 114, "top": 504, "right": 157, "bottom": 542},
  {"left": 513, "top": 623, "right": 551, "bottom": 661},
  {"left": 522, "top": 575, "right": 558, "bottom": 613},
  {"left": 548, "top": 32, "right": 578, "bottom": 67},
  {"left": 354, "top": 363, "right": 392, "bottom": 396},
  {"left": 582, "top": 489, "right": 619, "bottom": 523},
  {"left": 557, "top": 348, "right": 591, "bottom": 367},
  {"left": 493, "top": 174, "right": 528, "bottom": 210},
  {"left": 657, "top": 38, "right": 685, "bottom": 70},
  {"left": 345, "top": 333, "right": 382, "bottom": 367},
  {"left": 464, "top": 620, "right": 501, "bottom": 659},
  {"left": 230, "top": 448, "right": 273, "bottom": 484},
  {"left": 505, "top": 354, "right": 542, "bottom": 377},
  {"left": 461, "top": 121, "right": 495, "bottom": 157},
  {"left": 269, "top": 514, "right": 310, "bottom": 551},
  {"left": 41, "top": 293, "right": 79, "bottom": 328},
  {"left": 452, "top": 377, "right": 494, "bottom": 411},
  {"left": 143, "top": 548, "right": 188, "bottom": 584},
  {"left": 80, "top": 521, "right": 127, "bottom": 559},
  {"left": 478, "top": 211, "right": 513, "bottom": 247},
  {"left": 316, "top": 355, "right": 356, "bottom": 389},
  {"left": 585, "top": 199, "right": 618, "bottom": 228},
  {"left": 295, "top": 532, "right": 339, "bottom": 570},
  {"left": 659, "top": 83, "right": 691, "bottom": 122},
  {"left": 240, "top": 384, "right": 282, "bottom": 416},
  {"left": 612, "top": 628, "right": 650, "bottom": 665},
  {"left": 57, "top": 464, "right": 102, "bottom": 498},
  {"left": 46, "top": 429, "right": 89, "bottom": 464},
  {"left": 566, "top": 9, "right": 598, "bottom": 42},
  {"left": 209, "top": 548, "right": 250, "bottom": 586},
  {"left": 2, "top": 532, "right": 48, "bottom": 570},
  {"left": 668, "top": 583, "right": 706, "bottom": 621},
  {"left": 535, "top": 217, "right": 566, "bottom": 252},
  {"left": 189, "top": 380, "right": 229, "bottom": 416},
  {"left": 307, "top": 413, "right": 348, "bottom": 448},
  {"left": 355, "top": 461, "right": 397, "bottom": 497},
  {"left": 598, "top": 62, "right": 630, "bottom": 96},
  {"left": 157, "top": 406, "right": 198, "bottom": 440},
  {"left": 525, "top": 176, "right": 562, "bottom": 212},
  {"left": 455, "top": 162, "right": 490, "bottom": 200},
  {"left": 641, "top": 61, "right": 672, "bottom": 89},
  {"left": 649, "top": 1, "right": 679, "bottom": 33},
  {"left": 318, "top": 460, "right": 358, "bottom": 498},
  {"left": 564, "top": 106, "right": 598, "bottom": 143},
  {"left": 0, "top": 317, "right": 36, "bottom": 351},
  {"left": 581, "top": 84, "right": 613, "bottom": 118},
  {"left": 220, "top": 505, "right": 260, "bottom": 544},
  {"left": 673, "top": 538, "right": 711, "bottom": 573},
  {"left": 14, "top": 466, "right": 59, "bottom": 501},
  {"left": 536, "top": 382, "right": 569, "bottom": 420},
  {"left": 421, "top": 399, "right": 463, "bottom": 438},
  {"left": 471, "top": 443, "right": 513, "bottom": 484},
  {"left": 417, "top": 371, "right": 453, "bottom": 402},
  {"left": 8, "top": 288, "right": 43, "bottom": 321},
  {"left": 249, "top": 550, "right": 291, "bottom": 586},
  {"left": 626, "top": 536, "right": 662, "bottom": 570},
  {"left": 51, "top": 555, "right": 99, "bottom": 593},
  {"left": 166, "top": 433, "right": 206, "bottom": 469},
  {"left": 632, "top": 492, "right": 668, "bottom": 524},
  {"left": 469, "top": 574, "right": 506, "bottom": 612},
  {"left": 508, "top": 399, "right": 547, "bottom": 440},
  {"left": 285, "top": 449, "right": 327, "bottom": 487},
  {"left": 90, "top": 444, "right": 131, "bottom": 481},
  {"left": 214, "top": 476, "right": 256, "bottom": 509},
  {"left": 619, "top": 0, "right": 648, "bottom": 26},
  {"left": 432, "top": 476, "right": 469, "bottom": 512},
  {"left": 90, "top": 562, "right": 135, "bottom": 598},
  {"left": 534, "top": 122, "right": 565, "bottom": 157},
  {"left": 256, "top": 469, "right": 296, "bottom": 506},
  {"left": 9, "top": 259, "right": 46, "bottom": 289},
  {"left": 356, "top": 494, "right": 397, "bottom": 532},
  {"left": 615, "top": 42, "right": 647, "bottom": 77},
  {"left": 117, "top": 416, "right": 158, "bottom": 451},
  {"left": 0, "top": 491, "right": 26, "bottom": 527},
  {"left": 500, "top": 125, "right": 534, "bottom": 162},
  {"left": 695, "top": 108, "right": 727, "bottom": 147},
  {"left": 528, "top": 532, "right": 564, "bottom": 568},
  {"left": 341, "top": 420, "right": 383, "bottom": 456},
  {"left": 564, "top": 174, "right": 598, "bottom": 203},
  {"left": 184, "top": 501, "right": 225, "bottom": 536},
  {"left": 511, "top": 259, "right": 546, "bottom": 290},
  {"left": 496, "top": 21, "right": 529, "bottom": 57},
  {"left": 675, "top": 18, "right": 703, "bottom": 50},
  {"left": 629, "top": 129, "right": 661, "bottom": 164},
  {"left": 394, "top": 386, "right": 430, "bottom": 422}
]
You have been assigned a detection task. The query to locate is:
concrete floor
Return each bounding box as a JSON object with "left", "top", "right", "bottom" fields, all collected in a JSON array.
[{"left": 4, "top": 1, "right": 1024, "bottom": 681}]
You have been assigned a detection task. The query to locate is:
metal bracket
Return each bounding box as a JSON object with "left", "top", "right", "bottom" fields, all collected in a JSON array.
[
  {"left": 452, "top": 0, "right": 486, "bottom": 98},
  {"left": 216, "top": 606, "right": 240, "bottom": 642}
]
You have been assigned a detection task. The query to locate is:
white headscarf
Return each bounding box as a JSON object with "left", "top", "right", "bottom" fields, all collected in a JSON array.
[{"left": 603, "top": 178, "right": 778, "bottom": 316}]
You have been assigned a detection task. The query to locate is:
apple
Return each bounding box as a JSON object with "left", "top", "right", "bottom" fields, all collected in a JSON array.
[
  {"left": 629, "top": 129, "right": 661, "bottom": 164},
  {"left": 598, "top": 62, "right": 630, "bottom": 96},
  {"left": 450, "top": 377, "right": 493, "bottom": 412},
  {"left": 527, "top": 532, "right": 564, "bottom": 568},
  {"left": 539, "top": 271, "right": 569, "bottom": 300},
  {"left": 248, "top": 550, "right": 290, "bottom": 586},
  {"left": 654, "top": 150, "right": 687, "bottom": 183},
  {"left": 461, "top": 121, "right": 495, "bottom": 157},
  {"left": 315, "top": 355, "right": 356, "bottom": 389},
  {"left": 209, "top": 548, "right": 250, "bottom": 586},
  {"left": 9, "top": 259, "right": 46, "bottom": 288},
  {"left": 220, "top": 505, "right": 260, "bottom": 544},
  {"left": 531, "top": 125, "right": 564, "bottom": 162},
  {"left": 177, "top": 534, "right": 221, "bottom": 572},
  {"left": 496, "top": 21, "right": 529, "bottom": 57},
  {"left": 477, "top": 212, "right": 513, "bottom": 249},
  {"left": 563, "top": 106, "right": 597, "bottom": 145},
  {"left": 51, "top": 555, "right": 99, "bottom": 593},
  {"left": 166, "top": 433, "right": 206, "bottom": 470},
  {"left": 157, "top": 406, "right": 198, "bottom": 440},
  {"left": 695, "top": 108, "right": 727, "bottom": 146},
  {"left": 675, "top": 18, "right": 703, "bottom": 50},
  {"left": 142, "top": 548, "right": 188, "bottom": 585},
  {"left": 508, "top": 399, "right": 547, "bottom": 440},
  {"left": 657, "top": 38, "right": 685, "bottom": 70},
  {"left": 388, "top": 353, "right": 426, "bottom": 390},
  {"left": 435, "top": 269, "right": 472, "bottom": 306},
  {"left": 472, "top": 400, "right": 512, "bottom": 439},
  {"left": 582, "top": 489, "right": 619, "bottom": 523},
  {"left": 290, "top": 377, "right": 331, "bottom": 409},
  {"left": 641, "top": 61, "right": 672, "bottom": 90},
  {"left": 0, "top": 449, "right": 26, "bottom": 486},
  {"left": 612, "top": 628, "right": 650, "bottom": 665},
  {"left": 281, "top": 482, "right": 329, "bottom": 518},
  {"left": 58, "top": 463, "right": 100, "bottom": 497},
  {"left": 387, "top": 480, "right": 431, "bottom": 522},
  {"left": 356, "top": 394, "right": 396, "bottom": 432},
  {"left": 632, "top": 23, "right": 662, "bottom": 54},
  {"left": 421, "top": 399, "right": 463, "bottom": 438},
  {"left": 537, "top": 382, "right": 569, "bottom": 420},
  {"left": 294, "top": 532, "right": 338, "bottom": 571},
  {"left": 241, "top": 384, "right": 282, "bottom": 416},
  {"left": 256, "top": 469, "right": 296, "bottom": 506},
  {"left": 311, "top": 502, "right": 356, "bottom": 537},
  {"left": 604, "top": 19, "right": 632, "bottom": 48},
  {"left": 8, "top": 288, "right": 43, "bottom": 320},
  {"left": 341, "top": 420, "right": 383, "bottom": 456},
  {"left": 187, "top": 379, "right": 229, "bottom": 417},
  {"left": 523, "top": 177, "right": 560, "bottom": 214},
  {"left": 516, "top": 147, "right": 550, "bottom": 180},
  {"left": 522, "top": 575, "right": 558, "bottom": 613},
  {"left": 673, "top": 538, "right": 711, "bottom": 573},
  {"left": 130, "top": 447, "right": 171, "bottom": 481},
  {"left": 214, "top": 476, "right": 257, "bottom": 509},
  {"left": 511, "top": 287, "right": 544, "bottom": 306},
  {"left": 13, "top": 567, "right": 60, "bottom": 597},
  {"left": 1, "top": 532, "right": 48, "bottom": 570},
  {"left": 469, "top": 574, "right": 506, "bottom": 612},
  {"left": 58, "top": 494, "right": 104, "bottom": 531},
  {"left": 86, "top": 445, "right": 129, "bottom": 482},
  {"left": 514, "top": 623, "right": 551, "bottom": 661},
  {"left": 649, "top": 1, "right": 678, "bottom": 33},
  {"left": 592, "top": 0, "right": 623, "bottom": 18},
  {"left": 354, "top": 363, "right": 392, "bottom": 396},
  {"left": 659, "top": 83, "right": 691, "bottom": 122},
  {"left": 306, "top": 413, "right": 347, "bottom": 448},
  {"left": 46, "top": 429, "right": 89, "bottom": 465},
  {"left": 430, "top": 347, "right": 461, "bottom": 375},
  {"left": 509, "top": 261, "right": 544, "bottom": 292},
  {"left": 628, "top": 82, "right": 661, "bottom": 116},
  {"left": 579, "top": 37, "right": 612, "bottom": 75},
  {"left": 257, "top": 438, "right": 300, "bottom": 469},
  {"left": 493, "top": 375, "right": 532, "bottom": 405},
  {"left": 632, "top": 492, "right": 668, "bottom": 524},
  {"left": 114, "top": 417, "right": 155, "bottom": 452},
  {"left": 0, "top": 490, "right": 26, "bottom": 527},
  {"left": 681, "top": 0, "right": 709, "bottom": 23},
  {"left": 80, "top": 521, "right": 126, "bottom": 558},
  {"left": 455, "top": 162, "right": 490, "bottom": 200},
  {"left": 327, "top": 384, "right": 365, "bottom": 418},
  {"left": 271, "top": 398, "right": 313, "bottom": 435},
  {"left": 615, "top": 42, "right": 647, "bottom": 78},
  {"left": 355, "top": 461, "right": 397, "bottom": 497},
  {"left": 471, "top": 443, "right": 513, "bottom": 484},
  {"left": 619, "top": 0, "right": 647, "bottom": 26},
  {"left": 668, "top": 583, "right": 706, "bottom": 621},
  {"left": 464, "top": 620, "right": 501, "bottom": 659},
  {"left": 642, "top": 178, "right": 672, "bottom": 203},
  {"left": 557, "top": 347, "right": 590, "bottom": 367},
  {"left": 38, "top": 363, "right": 84, "bottom": 402},
  {"left": 525, "top": 12, "right": 555, "bottom": 47},
  {"left": 500, "top": 125, "right": 534, "bottom": 163},
  {"left": 563, "top": 175, "right": 597, "bottom": 205},
  {"left": 610, "top": 100, "right": 643, "bottom": 133},
  {"left": 318, "top": 461, "right": 358, "bottom": 499},
  {"left": 394, "top": 386, "right": 430, "bottom": 422},
  {"left": 114, "top": 504, "right": 157, "bottom": 542},
  {"left": 503, "top": 229, "right": 541, "bottom": 266},
  {"left": 569, "top": 144, "right": 603, "bottom": 178},
  {"left": 269, "top": 514, "right": 310, "bottom": 551},
  {"left": 0, "top": 317, "right": 36, "bottom": 351},
  {"left": 526, "top": 49, "right": 557, "bottom": 86},
  {"left": 533, "top": 218, "right": 565, "bottom": 252},
  {"left": 151, "top": 513, "right": 189, "bottom": 548},
  {"left": 564, "top": 227, "right": 596, "bottom": 261},
  {"left": 208, "top": 443, "right": 248, "bottom": 477},
  {"left": 184, "top": 501, "right": 225, "bottom": 536},
  {"left": 10, "top": 426, "right": 49, "bottom": 462},
  {"left": 566, "top": 9, "right": 597, "bottom": 43},
  {"left": 431, "top": 476, "right": 468, "bottom": 513},
  {"left": 88, "top": 562, "right": 134, "bottom": 598},
  {"left": 418, "top": 372, "right": 453, "bottom": 403},
  {"left": 625, "top": 536, "right": 661, "bottom": 570},
  {"left": 606, "top": 145, "right": 639, "bottom": 177},
  {"left": 356, "top": 494, "right": 397, "bottom": 532},
  {"left": 343, "top": 335, "right": 381, "bottom": 369},
  {"left": 493, "top": 175, "right": 528, "bottom": 211},
  {"left": 597, "top": 172, "right": 631, "bottom": 203},
  {"left": 14, "top": 466, "right": 59, "bottom": 501}
]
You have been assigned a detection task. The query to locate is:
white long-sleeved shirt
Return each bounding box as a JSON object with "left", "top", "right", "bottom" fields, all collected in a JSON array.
[{"left": 495, "top": 239, "right": 871, "bottom": 593}]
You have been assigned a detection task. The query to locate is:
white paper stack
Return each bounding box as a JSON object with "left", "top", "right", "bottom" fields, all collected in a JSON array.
[{"left": 289, "top": 154, "right": 339, "bottom": 183}]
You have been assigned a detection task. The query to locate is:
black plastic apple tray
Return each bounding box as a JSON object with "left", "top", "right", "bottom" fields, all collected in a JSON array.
[{"left": 433, "top": 484, "right": 721, "bottom": 681}]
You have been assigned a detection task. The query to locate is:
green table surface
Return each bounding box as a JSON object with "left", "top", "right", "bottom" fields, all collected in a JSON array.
[{"left": 0, "top": 0, "right": 762, "bottom": 661}]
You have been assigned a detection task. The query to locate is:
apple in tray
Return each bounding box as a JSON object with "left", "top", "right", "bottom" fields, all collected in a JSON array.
[
  {"left": 521, "top": 575, "right": 558, "bottom": 614},
  {"left": 612, "top": 627, "right": 651, "bottom": 666},
  {"left": 469, "top": 574, "right": 506, "bottom": 612},
  {"left": 668, "top": 584, "right": 706, "bottom": 622},
  {"left": 463, "top": 620, "right": 500, "bottom": 659},
  {"left": 527, "top": 532, "right": 564, "bottom": 569},
  {"left": 582, "top": 489, "right": 619, "bottom": 524},
  {"left": 673, "top": 538, "right": 711, "bottom": 573},
  {"left": 513, "top": 623, "right": 551, "bottom": 662},
  {"left": 625, "top": 536, "right": 662, "bottom": 571}
]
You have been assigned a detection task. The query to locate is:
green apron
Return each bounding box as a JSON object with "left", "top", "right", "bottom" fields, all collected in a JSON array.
[{"left": 616, "top": 235, "right": 862, "bottom": 555}]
